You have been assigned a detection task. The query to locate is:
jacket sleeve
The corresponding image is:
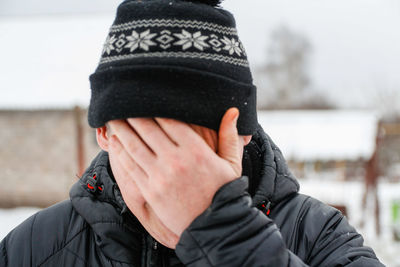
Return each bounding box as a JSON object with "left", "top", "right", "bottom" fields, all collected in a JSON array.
[
  {"left": 0, "top": 212, "right": 38, "bottom": 267},
  {"left": 174, "top": 176, "right": 384, "bottom": 267}
]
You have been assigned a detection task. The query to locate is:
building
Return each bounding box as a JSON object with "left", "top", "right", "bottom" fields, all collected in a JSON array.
[
  {"left": 0, "top": 108, "right": 100, "bottom": 208},
  {"left": 258, "top": 110, "right": 379, "bottom": 181}
]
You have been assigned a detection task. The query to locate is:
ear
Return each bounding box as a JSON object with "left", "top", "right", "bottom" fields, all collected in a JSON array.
[
  {"left": 241, "top": 135, "right": 252, "bottom": 146},
  {"left": 96, "top": 126, "right": 110, "bottom": 151}
]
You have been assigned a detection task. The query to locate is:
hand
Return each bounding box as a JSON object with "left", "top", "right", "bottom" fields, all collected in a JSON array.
[
  {"left": 108, "top": 147, "right": 180, "bottom": 248},
  {"left": 108, "top": 108, "right": 242, "bottom": 242}
]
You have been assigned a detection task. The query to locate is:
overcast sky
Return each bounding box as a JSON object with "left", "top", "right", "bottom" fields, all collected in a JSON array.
[
  {"left": 1, "top": 0, "right": 399, "bottom": 109},
  {"left": 225, "top": 0, "right": 400, "bottom": 108}
]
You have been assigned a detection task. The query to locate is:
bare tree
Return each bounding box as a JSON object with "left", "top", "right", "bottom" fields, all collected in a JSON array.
[
  {"left": 369, "top": 86, "right": 400, "bottom": 120},
  {"left": 258, "top": 25, "right": 311, "bottom": 109},
  {"left": 257, "top": 25, "right": 334, "bottom": 110}
]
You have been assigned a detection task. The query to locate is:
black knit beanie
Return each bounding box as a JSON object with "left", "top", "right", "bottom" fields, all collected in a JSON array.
[{"left": 88, "top": 0, "right": 258, "bottom": 135}]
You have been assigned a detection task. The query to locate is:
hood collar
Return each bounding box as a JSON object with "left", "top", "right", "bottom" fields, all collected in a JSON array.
[
  {"left": 243, "top": 123, "right": 299, "bottom": 208},
  {"left": 69, "top": 152, "right": 143, "bottom": 264}
]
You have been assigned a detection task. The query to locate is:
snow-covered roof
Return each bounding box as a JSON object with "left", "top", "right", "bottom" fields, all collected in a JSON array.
[{"left": 257, "top": 110, "right": 378, "bottom": 161}]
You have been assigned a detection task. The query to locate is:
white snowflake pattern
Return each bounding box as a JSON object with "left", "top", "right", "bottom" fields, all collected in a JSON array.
[
  {"left": 125, "top": 29, "right": 157, "bottom": 52},
  {"left": 173, "top": 30, "right": 210, "bottom": 51},
  {"left": 221, "top": 36, "right": 242, "bottom": 56},
  {"left": 102, "top": 35, "right": 117, "bottom": 55}
]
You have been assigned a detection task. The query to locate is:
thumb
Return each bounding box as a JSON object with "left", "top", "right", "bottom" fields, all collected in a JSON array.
[{"left": 217, "top": 107, "right": 241, "bottom": 174}]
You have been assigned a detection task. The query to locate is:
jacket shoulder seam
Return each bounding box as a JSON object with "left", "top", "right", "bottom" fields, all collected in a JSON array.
[
  {"left": 65, "top": 247, "right": 89, "bottom": 265},
  {"left": 288, "top": 195, "right": 311, "bottom": 250},
  {"left": 1, "top": 237, "right": 8, "bottom": 266},
  {"left": 30, "top": 213, "right": 38, "bottom": 267},
  {"left": 186, "top": 230, "right": 214, "bottom": 266},
  {"left": 37, "top": 225, "right": 90, "bottom": 266},
  {"left": 303, "top": 196, "right": 344, "bottom": 262}
]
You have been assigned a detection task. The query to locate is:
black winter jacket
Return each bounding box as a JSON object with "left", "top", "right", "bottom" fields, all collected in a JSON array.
[{"left": 0, "top": 125, "right": 384, "bottom": 266}]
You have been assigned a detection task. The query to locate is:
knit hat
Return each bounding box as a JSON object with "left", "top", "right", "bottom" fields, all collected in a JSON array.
[{"left": 88, "top": 0, "right": 258, "bottom": 135}]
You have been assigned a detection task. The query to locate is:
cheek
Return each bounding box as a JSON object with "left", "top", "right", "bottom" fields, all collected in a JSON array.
[{"left": 108, "top": 152, "right": 123, "bottom": 183}]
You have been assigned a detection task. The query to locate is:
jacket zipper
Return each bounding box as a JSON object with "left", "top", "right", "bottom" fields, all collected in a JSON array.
[{"left": 145, "top": 236, "right": 161, "bottom": 267}]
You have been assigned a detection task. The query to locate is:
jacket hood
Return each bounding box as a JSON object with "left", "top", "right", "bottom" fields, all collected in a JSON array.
[
  {"left": 69, "top": 123, "right": 299, "bottom": 262},
  {"left": 243, "top": 123, "right": 300, "bottom": 207}
]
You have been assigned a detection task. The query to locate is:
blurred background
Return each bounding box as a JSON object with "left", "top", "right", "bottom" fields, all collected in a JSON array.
[{"left": 1, "top": 0, "right": 399, "bottom": 265}]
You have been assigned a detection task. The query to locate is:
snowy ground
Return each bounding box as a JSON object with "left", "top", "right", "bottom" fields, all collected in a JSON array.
[{"left": 1, "top": 180, "right": 399, "bottom": 266}]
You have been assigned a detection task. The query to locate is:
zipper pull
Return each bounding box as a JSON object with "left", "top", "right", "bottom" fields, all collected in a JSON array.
[{"left": 153, "top": 240, "right": 158, "bottom": 250}]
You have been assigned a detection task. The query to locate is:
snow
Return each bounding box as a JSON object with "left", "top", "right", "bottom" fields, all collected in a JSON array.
[{"left": 258, "top": 110, "right": 378, "bottom": 162}]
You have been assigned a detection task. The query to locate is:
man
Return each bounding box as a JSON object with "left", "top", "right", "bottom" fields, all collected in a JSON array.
[{"left": 0, "top": 0, "right": 384, "bottom": 266}]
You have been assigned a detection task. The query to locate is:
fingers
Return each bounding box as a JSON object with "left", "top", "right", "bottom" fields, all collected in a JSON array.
[
  {"left": 154, "top": 117, "right": 205, "bottom": 147},
  {"left": 108, "top": 120, "right": 156, "bottom": 171},
  {"left": 109, "top": 134, "right": 150, "bottom": 191},
  {"left": 109, "top": 134, "right": 179, "bottom": 248},
  {"left": 217, "top": 108, "right": 241, "bottom": 174},
  {"left": 127, "top": 118, "right": 177, "bottom": 154}
]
